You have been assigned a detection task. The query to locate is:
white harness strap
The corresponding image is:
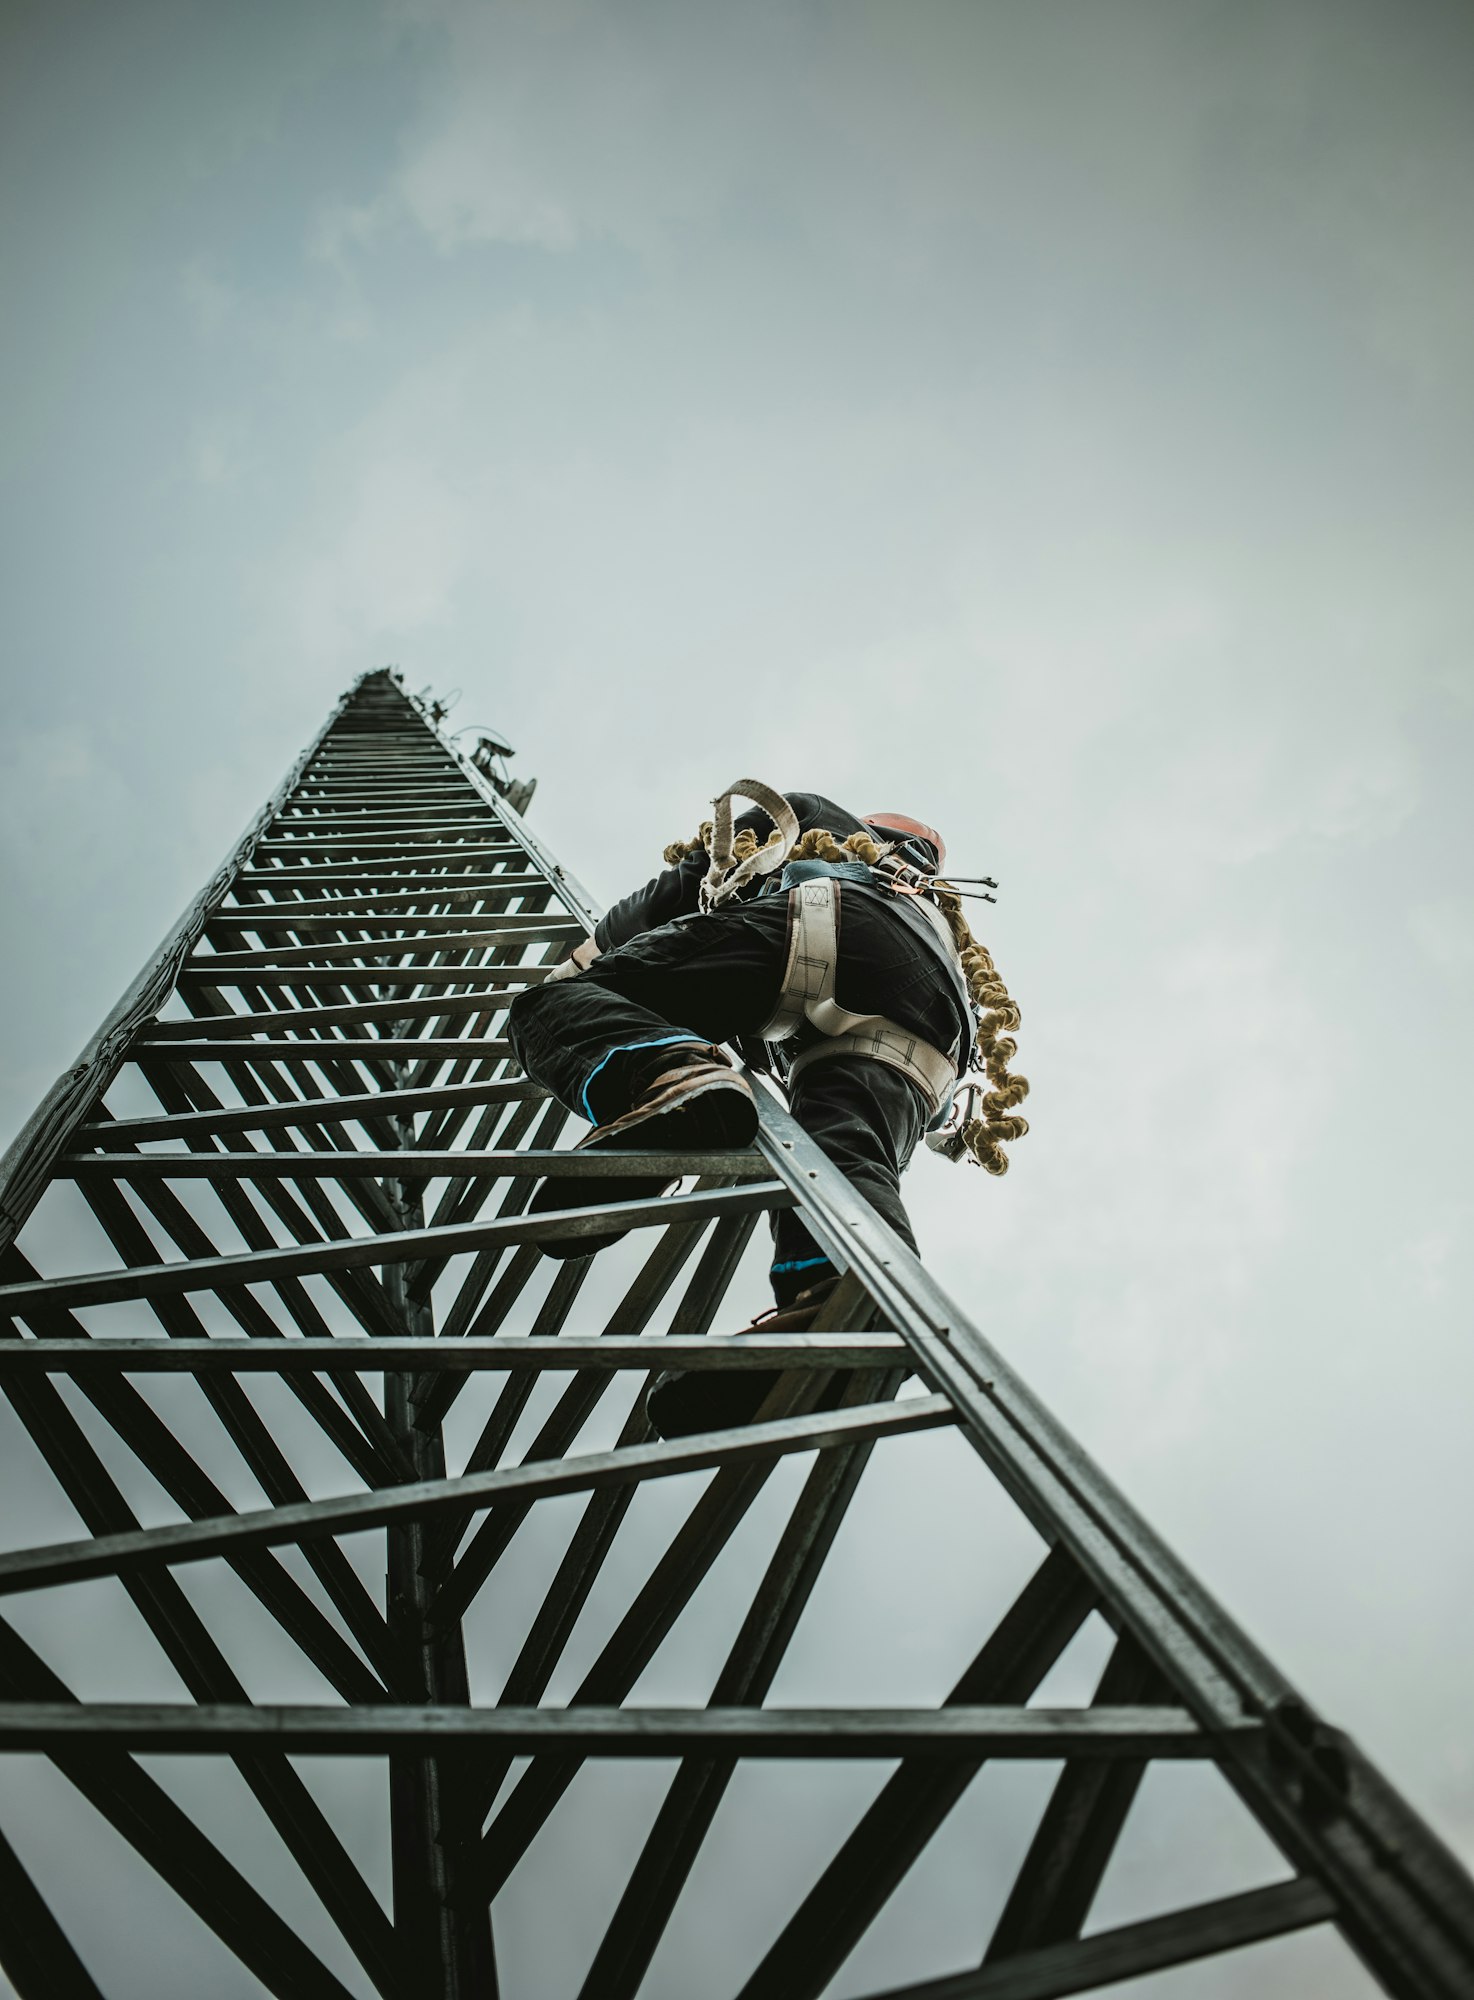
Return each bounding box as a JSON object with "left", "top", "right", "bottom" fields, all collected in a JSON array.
[
  {"left": 761, "top": 878, "right": 842, "bottom": 1040},
  {"left": 787, "top": 1026, "right": 958, "bottom": 1115},
  {"left": 700, "top": 780, "right": 801, "bottom": 912},
  {"left": 760, "top": 877, "right": 960, "bottom": 1116}
]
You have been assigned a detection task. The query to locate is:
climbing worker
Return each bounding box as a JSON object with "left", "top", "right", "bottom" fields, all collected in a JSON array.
[{"left": 505, "top": 783, "right": 1028, "bottom": 1437}]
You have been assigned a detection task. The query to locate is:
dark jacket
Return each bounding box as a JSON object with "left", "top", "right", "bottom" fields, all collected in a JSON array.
[{"left": 596, "top": 790, "right": 974, "bottom": 1065}]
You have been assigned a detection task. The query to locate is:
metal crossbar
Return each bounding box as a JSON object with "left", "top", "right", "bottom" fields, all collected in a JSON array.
[{"left": 0, "top": 668, "right": 1470, "bottom": 2000}]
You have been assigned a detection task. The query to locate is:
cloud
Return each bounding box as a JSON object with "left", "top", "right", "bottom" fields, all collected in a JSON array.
[
  {"left": 1404, "top": 1205, "right": 1472, "bottom": 1303},
  {"left": 307, "top": 195, "right": 386, "bottom": 272},
  {"left": 1408, "top": 896, "right": 1474, "bottom": 974},
  {"left": 376, "top": 0, "right": 796, "bottom": 254},
  {"left": 179, "top": 258, "right": 237, "bottom": 335},
  {"left": 187, "top": 413, "right": 252, "bottom": 487},
  {"left": 288, "top": 454, "right": 477, "bottom": 664},
  {"left": 0, "top": 728, "right": 133, "bottom": 887}
]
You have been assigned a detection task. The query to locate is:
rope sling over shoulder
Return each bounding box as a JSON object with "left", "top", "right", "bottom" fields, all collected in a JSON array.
[{"left": 698, "top": 779, "right": 801, "bottom": 911}]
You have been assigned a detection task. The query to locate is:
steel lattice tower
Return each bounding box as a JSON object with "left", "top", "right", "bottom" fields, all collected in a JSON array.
[{"left": 1, "top": 669, "right": 1471, "bottom": 2000}]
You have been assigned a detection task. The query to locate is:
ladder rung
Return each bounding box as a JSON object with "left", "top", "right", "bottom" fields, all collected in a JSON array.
[
  {"left": 274, "top": 810, "right": 489, "bottom": 829},
  {"left": 176, "top": 964, "right": 552, "bottom": 989},
  {"left": 213, "top": 884, "right": 549, "bottom": 917},
  {"left": 148, "top": 991, "right": 525, "bottom": 1035},
  {"left": 78, "top": 1078, "right": 547, "bottom": 1144},
  {"left": 243, "top": 853, "right": 519, "bottom": 872},
  {"left": 59, "top": 1147, "right": 763, "bottom": 1179},
  {"left": 254, "top": 833, "right": 509, "bottom": 854},
  {"left": 235, "top": 868, "right": 531, "bottom": 889},
  {"left": 902, "top": 1881, "right": 1336, "bottom": 2000},
  {"left": 0, "top": 1392, "right": 950, "bottom": 1594},
  {"left": 0, "top": 1702, "right": 1223, "bottom": 1760},
  {"left": 283, "top": 788, "right": 477, "bottom": 801},
  {"left": 0, "top": 1181, "right": 793, "bottom": 1318},
  {"left": 208, "top": 913, "right": 560, "bottom": 938},
  {"left": 193, "top": 922, "right": 578, "bottom": 967},
  {"left": 130, "top": 1037, "right": 516, "bottom": 1061},
  {"left": 0, "top": 1334, "right": 908, "bottom": 1374}
]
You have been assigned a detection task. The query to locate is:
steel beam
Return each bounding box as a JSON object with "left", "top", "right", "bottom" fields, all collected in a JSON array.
[
  {"left": 0, "top": 1333, "right": 908, "bottom": 1373},
  {"left": 0, "top": 1704, "right": 1228, "bottom": 1758}
]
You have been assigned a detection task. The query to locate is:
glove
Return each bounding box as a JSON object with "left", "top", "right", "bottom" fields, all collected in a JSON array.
[{"left": 546, "top": 934, "right": 602, "bottom": 982}]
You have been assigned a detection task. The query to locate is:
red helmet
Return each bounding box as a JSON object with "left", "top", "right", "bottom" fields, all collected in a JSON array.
[{"left": 864, "top": 812, "right": 946, "bottom": 871}]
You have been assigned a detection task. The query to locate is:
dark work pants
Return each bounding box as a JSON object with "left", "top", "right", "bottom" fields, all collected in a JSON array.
[{"left": 507, "top": 892, "right": 958, "bottom": 1304}]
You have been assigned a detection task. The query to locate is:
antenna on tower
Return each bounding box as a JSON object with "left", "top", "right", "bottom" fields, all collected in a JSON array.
[{"left": 467, "top": 727, "right": 537, "bottom": 815}]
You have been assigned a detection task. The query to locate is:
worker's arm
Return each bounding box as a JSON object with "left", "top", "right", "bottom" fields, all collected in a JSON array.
[
  {"left": 594, "top": 849, "right": 707, "bottom": 951},
  {"left": 544, "top": 933, "right": 602, "bottom": 982}
]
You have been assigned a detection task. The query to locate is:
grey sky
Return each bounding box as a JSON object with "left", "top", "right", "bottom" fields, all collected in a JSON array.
[{"left": 1, "top": 2, "right": 1471, "bottom": 1995}]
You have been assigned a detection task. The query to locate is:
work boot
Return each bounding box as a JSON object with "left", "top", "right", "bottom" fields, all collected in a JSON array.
[
  {"left": 645, "top": 1276, "right": 842, "bottom": 1438},
  {"left": 528, "top": 1046, "right": 758, "bottom": 1260}
]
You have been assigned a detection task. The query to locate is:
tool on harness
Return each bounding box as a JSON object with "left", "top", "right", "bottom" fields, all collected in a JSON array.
[
  {"left": 864, "top": 816, "right": 1001, "bottom": 904},
  {"left": 924, "top": 1078, "right": 989, "bottom": 1160},
  {"left": 934, "top": 874, "right": 998, "bottom": 904},
  {"left": 700, "top": 780, "right": 801, "bottom": 912},
  {"left": 933, "top": 884, "right": 998, "bottom": 904},
  {"left": 872, "top": 852, "right": 947, "bottom": 899}
]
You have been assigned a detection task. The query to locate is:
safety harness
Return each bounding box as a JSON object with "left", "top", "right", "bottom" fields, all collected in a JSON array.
[
  {"left": 700, "top": 781, "right": 964, "bottom": 1118},
  {"left": 760, "top": 875, "right": 961, "bottom": 1114}
]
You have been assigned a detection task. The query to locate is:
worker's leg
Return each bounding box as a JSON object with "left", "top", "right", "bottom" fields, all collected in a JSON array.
[
  {"left": 768, "top": 1055, "right": 927, "bottom": 1303},
  {"left": 508, "top": 906, "right": 787, "bottom": 1125},
  {"left": 510, "top": 906, "right": 794, "bottom": 1255},
  {"left": 646, "top": 1055, "right": 927, "bottom": 1438}
]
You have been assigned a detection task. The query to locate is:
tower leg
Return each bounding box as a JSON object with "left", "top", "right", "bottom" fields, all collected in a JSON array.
[{"left": 383, "top": 1161, "right": 497, "bottom": 1998}]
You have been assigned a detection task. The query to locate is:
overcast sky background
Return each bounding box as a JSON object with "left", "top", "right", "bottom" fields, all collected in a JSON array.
[{"left": 1, "top": 2, "right": 1472, "bottom": 1996}]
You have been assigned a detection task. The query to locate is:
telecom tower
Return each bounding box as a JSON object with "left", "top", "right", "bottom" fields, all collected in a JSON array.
[{"left": 0, "top": 670, "right": 1469, "bottom": 2000}]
